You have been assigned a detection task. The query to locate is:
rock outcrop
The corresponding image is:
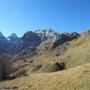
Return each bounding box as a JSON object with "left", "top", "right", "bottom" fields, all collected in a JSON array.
[{"left": 37, "top": 32, "right": 80, "bottom": 55}]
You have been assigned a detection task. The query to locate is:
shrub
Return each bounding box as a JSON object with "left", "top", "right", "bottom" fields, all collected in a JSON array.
[{"left": 0, "top": 54, "right": 13, "bottom": 80}]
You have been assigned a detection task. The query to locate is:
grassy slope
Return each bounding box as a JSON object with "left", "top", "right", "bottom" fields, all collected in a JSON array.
[
  {"left": 63, "top": 32, "right": 90, "bottom": 68},
  {"left": 0, "top": 31, "right": 90, "bottom": 90},
  {"left": 0, "top": 63, "right": 90, "bottom": 90},
  {"left": 26, "top": 31, "right": 90, "bottom": 90},
  {"left": 26, "top": 31, "right": 90, "bottom": 73}
]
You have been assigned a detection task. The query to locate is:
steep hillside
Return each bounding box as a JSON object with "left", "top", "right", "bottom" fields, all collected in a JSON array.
[
  {"left": 63, "top": 30, "right": 90, "bottom": 68},
  {"left": 21, "top": 32, "right": 80, "bottom": 74},
  {"left": 0, "top": 63, "right": 90, "bottom": 90},
  {"left": 0, "top": 30, "right": 90, "bottom": 90}
]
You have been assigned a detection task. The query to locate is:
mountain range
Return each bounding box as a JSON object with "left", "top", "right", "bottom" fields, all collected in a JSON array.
[
  {"left": 0, "top": 29, "right": 90, "bottom": 90},
  {"left": 0, "top": 29, "right": 80, "bottom": 57}
]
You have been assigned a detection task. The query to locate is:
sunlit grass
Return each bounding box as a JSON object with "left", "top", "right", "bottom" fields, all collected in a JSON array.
[{"left": 0, "top": 64, "right": 90, "bottom": 90}]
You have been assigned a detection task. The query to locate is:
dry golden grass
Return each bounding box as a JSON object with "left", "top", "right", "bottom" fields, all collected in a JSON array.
[
  {"left": 25, "top": 54, "right": 64, "bottom": 74},
  {"left": 0, "top": 63, "right": 90, "bottom": 90},
  {"left": 63, "top": 32, "right": 90, "bottom": 68}
]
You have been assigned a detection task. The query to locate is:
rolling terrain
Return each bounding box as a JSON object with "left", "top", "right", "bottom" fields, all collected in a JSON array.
[{"left": 0, "top": 30, "right": 90, "bottom": 90}]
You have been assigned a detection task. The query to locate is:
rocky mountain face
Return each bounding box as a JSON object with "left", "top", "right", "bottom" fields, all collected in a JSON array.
[
  {"left": 19, "top": 29, "right": 61, "bottom": 57},
  {"left": 0, "top": 32, "right": 7, "bottom": 41},
  {"left": 35, "top": 29, "right": 60, "bottom": 41},
  {"left": 0, "top": 30, "right": 80, "bottom": 57},
  {"left": 12, "top": 31, "right": 41, "bottom": 56},
  {"left": 7, "top": 33, "right": 20, "bottom": 44},
  {"left": 37, "top": 32, "right": 80, "bottom": 55},
  {"left": 0, "top": 32, "right": 13, "bottom": 53}
]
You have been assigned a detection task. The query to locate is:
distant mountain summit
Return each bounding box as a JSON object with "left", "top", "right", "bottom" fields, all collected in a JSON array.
[
  {"left": 7, "top": 33, "right": 19, "bottom": 44},
  {"left": 0, "top": 31, "right": 14, "bottom": 53},
  {"left": 35, "top": 29, "right": 55, "bottom": 34},
  {"left": 18, "top": 29, "right": 60, "bottom": 56},
  {"left": 8, "top": 33, "right": 18, "bottom": 40},
  {"left": 0, "top": 31, "right": 7, "bottom": 41},
  {"left": 35, "top": 29, "right": 60, "bottom": 41},
  {"left": 9, "top": 31, "right": 41, "bottom": 56},
  {"left": 0, "top": 30, "right": 80, "bottom": 56}
]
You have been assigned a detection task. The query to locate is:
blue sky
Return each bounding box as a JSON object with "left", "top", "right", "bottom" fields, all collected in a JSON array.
[{"left": 0, "top": 0, "right": 90, "bottom": 36}]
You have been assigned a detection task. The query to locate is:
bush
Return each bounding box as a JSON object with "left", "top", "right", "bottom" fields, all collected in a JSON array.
[{"left": 0, "top": 54, "right": 14, "bottom": 80}]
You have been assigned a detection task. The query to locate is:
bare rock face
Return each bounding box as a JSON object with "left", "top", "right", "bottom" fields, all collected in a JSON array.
[
  {"left": 0, "top": 32, "right": 7, "bottom": 41},
  {"left": 7, "top": 33, "right": 20, "bottom": 44},
  {"left": 37, "top": 32, "right": 80, "bottom": 55},
  {"left": 35, "top": 29, "right": 60, "bottom": 41},
  {"left": 14, "top": 30, "right": 60, "bottom": 57},
  {"left": 21, "top": 31, "right": 41, "bottom": 43},
  {"left": 52, "top": 32, "right": 80, "bottom": 48},
  {"left": 12, "top": 31, "right": 41, "bottom": 56},
  {"left": 0, "top": 30, "right": 80, "bottom": 57}
]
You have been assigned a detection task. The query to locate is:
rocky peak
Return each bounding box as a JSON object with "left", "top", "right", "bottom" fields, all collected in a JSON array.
[
  {"left": 37, "top": 32, "right": 80, "bottom": 55},
  {"left": 35, "top": 29, "right": 54, "bottom": 34},
  {"left": 0, "top": 31, "right": 7, "bottom": 41},
  {"left": 8, "top": 33, "right": 18, "bottom": 39},
  {"left": 35, "top": 29, "right": 60, "bottom": 41},
  {"left": 21, "top": 31, "right": 41, "bottom": 42},
  {"left": 61, "top": 32, "right": 80, "bottom": 40},
  {"left": 10, "top": 33, "right": 18, "bottom": 37},
  {"left": 7, "top": 33, "right": 19, "bottom": 44}
]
